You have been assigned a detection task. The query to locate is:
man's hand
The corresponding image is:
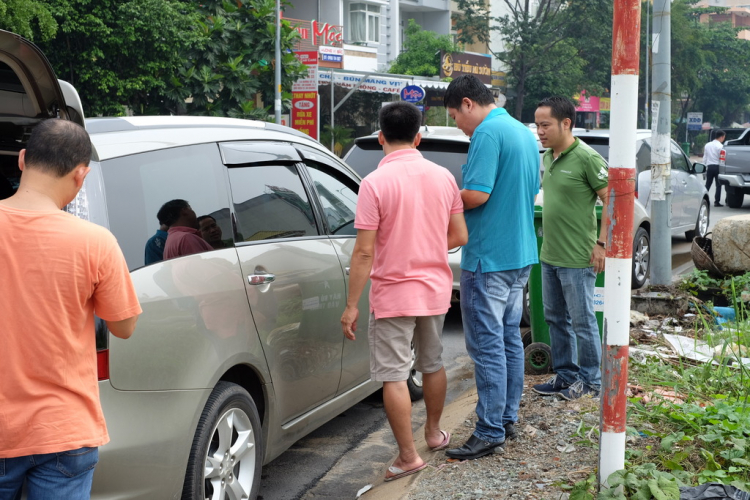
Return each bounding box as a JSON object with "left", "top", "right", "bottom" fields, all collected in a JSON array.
[
  {"left": 341, "top": 305, "right": 359, "bottom": 341},
  {"left": 590, "top": 244, "right": 606, "bottom": 274}
]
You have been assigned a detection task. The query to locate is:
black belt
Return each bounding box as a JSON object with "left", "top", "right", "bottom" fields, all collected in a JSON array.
[{"left": 708, "top": 164, "right": 719, "bottom": 167}]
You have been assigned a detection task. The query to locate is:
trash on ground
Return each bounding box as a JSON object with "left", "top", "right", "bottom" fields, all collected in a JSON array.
[
  {"left": 356, "top": 484, "right": 373, "bottom": 497},
  {"left": 663, "top": 333, "right": 750, "bottom": 367},
  {"left": 679, "top": 482, "right": 750, "bottom": 499}
]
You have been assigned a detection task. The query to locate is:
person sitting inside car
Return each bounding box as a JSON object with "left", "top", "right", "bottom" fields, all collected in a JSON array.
[{"left": 160, "top": 199, "right": 213, "bottom": 260}]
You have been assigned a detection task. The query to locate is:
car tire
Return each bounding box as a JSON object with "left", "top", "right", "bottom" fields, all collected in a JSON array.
[
  {"left": 182, "top": 382, "right": 262, "bottom": 500},
  {"left": 406, "top": 342, "right": 424, "bottom": 401},
  {"left": 520, "top": 283, "right": 530, "bottom": 327},
  {"left": 685, "top": 199, "right": 709, "bottom": 241},
  {"left": 726, "top": 187, "right": 745, "bottom": 209},
  {"left": 631, "top": 226, "right": 650, "bottom": 289}
]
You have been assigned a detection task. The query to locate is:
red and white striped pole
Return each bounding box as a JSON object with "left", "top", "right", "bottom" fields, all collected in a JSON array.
[{"left": 599, "top": 0, "right": 641, "bottom": 486}]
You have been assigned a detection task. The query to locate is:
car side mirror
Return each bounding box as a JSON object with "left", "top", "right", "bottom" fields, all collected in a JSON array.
[{"left": 693, "top": 162, "right": 706, "bottom": 174}]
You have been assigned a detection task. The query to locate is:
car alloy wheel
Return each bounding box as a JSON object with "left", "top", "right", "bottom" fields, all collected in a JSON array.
[
  {"left": 631, "top": 227, "right": 650, "bottom": 289},
  {"left": 406, "top": 342, "right": 424, "bottom": 402},
  {"left": 183, "top": 382, "right": 262, "bottom": 500}
]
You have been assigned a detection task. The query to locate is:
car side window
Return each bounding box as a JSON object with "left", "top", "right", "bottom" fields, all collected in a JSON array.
[
  {"left": 228, "top": 165, "right": 319, "bottom": 242},
  {"left": 305, "top": 162, "right": 358, "bottom": 236},
  {"left": 670, "top": 142, "right": 690, "bottom": 172},
  {"left": 635, "top": 140, "right": 652, "bottom": 173},
  {"left": 100, "top": 144, "right": 231, "bottom": 271}
]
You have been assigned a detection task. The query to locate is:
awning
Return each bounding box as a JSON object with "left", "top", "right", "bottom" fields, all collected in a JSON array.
[{"left": 318, "top": 70, "right": 449, "bottom": 95}]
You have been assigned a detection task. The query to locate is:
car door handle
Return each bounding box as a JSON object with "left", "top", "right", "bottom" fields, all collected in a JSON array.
[
  {"left": 345, "top": 266, "right": 350, "bottom": 275},
  {"left": 248, "top": 273, "right": 275, "bottom": 285}
]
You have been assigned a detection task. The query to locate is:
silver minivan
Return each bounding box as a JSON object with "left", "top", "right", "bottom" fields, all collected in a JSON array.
[{"left": 1, "top": 30, "right": 401, "bottom": 500}]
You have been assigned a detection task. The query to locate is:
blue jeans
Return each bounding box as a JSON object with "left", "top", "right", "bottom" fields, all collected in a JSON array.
[
  {"left": 461, "top": 263, "right": 531, "bottom": 443},
  {"left": 0, "top": 447, "right": 98, "bottom": 500},
  {"left": 541, "top": 263, "right": 601, "bottom": 390}
]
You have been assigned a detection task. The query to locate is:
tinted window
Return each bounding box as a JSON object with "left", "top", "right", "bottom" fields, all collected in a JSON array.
[
  {"left": 229, "top": 165, "right": 318, "bottom": 242},
  {"left": 101, "top": 144, "right": 231, "bottom": 270},
  {"left": 577, "top": 136, "right": 610, "bottom": 160},
  {"left": 345, "top": 139, "right": 467, "bottom": 187},
  {"left": 306, "top": 163, "right": 358, "bottom": 236},
  {"left": 635, "top": 140, "right": 652, "bottom": 173},
  {"left": 671, "top": 142, "right": 690, "bottom": 172}
]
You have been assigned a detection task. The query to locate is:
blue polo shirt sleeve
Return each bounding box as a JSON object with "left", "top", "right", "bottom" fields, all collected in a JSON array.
[{"left": 462, "top": 131, "right": 500, "bottom": 194}]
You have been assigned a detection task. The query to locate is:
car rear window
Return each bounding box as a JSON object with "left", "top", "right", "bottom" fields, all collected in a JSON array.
[
  {"left": 577, "top": 136, "right": 610, "bottom": 160},
  {"left": 345, "top": 139, "right": 468, "bottom": 187}
]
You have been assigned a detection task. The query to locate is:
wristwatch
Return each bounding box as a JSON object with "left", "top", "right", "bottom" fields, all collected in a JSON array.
[{"left": 596, "top": 240, "right": 606, "bottom": 248}]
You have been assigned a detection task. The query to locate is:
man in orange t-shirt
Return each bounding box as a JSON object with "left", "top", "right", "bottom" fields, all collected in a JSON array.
[{"left": 0, "top": 119, "right": 141, "bottom": 499}]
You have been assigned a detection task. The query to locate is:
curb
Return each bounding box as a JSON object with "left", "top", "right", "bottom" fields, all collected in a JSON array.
[{"left": 362, "top": 386, "right": 479, "bottom": 499}]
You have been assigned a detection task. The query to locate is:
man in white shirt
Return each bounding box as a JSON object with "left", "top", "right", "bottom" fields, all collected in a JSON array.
[{"left": 703, "top": 129, "right": 726, "bottom": 207}]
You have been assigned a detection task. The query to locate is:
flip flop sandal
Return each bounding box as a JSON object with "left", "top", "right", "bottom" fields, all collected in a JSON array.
[
  {"left": 384, "top": 462, "right": 427, "bottom": 482},
  {"left": 429, "top": 430, "right": 451, "bottom": 451}
]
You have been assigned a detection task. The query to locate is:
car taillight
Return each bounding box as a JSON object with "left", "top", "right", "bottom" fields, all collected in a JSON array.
[
  {"left": 720, "top": 149, "right": 726, "bottom": 167},
  {"left": 97, "top": 349, "right": 110, "bottom": 381}
]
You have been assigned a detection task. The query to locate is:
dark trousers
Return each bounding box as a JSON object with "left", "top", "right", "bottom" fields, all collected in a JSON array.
[{"left": 705, "top": 164, "right": 722, "bottom": 204}]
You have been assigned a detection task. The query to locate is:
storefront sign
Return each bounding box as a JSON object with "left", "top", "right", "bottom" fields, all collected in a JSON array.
[
  {"left": 321, "top": 54, "right": 342, "bottom": 63},
  {"left": 400, "top": 85, "right": 425, "bottom": 103},
  {"left": 599, "top": 97, "right": 611, "bottom": 112},
  {"left": 574, "top": 91, "right": 600, "bottom": 112},
  {"left": 292, "top": 51, "right": 319, "bottom": 140},
  {"left": 318, "top": 72, "right": 449, "bottom": 94},
  {"left": 287, "top": 17, "right": 343, "bottom": 69},
  {"left": 687, "top": 112, "right": 703, "bottom": 131},
  {"left": 440, "top": 51, "right": 492, "bottom": 85}
]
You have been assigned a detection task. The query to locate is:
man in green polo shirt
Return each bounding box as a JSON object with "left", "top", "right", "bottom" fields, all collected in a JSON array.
[{"left": 532, "top": 96, "right": 609, "bottom": 401}]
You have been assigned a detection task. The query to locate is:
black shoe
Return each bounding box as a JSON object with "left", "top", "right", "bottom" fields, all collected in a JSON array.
[
  {"left": 504, "top": 422, "right": 518, "bottom": 441},
  {"left": 532, "top": 375, "right": 570, "bottom": 395},
  {"left": 715, "top": 202, "right": 724, "bottom": 207},
  {"left": 445, "top": 434, "right": 505, "bottom": 460}
]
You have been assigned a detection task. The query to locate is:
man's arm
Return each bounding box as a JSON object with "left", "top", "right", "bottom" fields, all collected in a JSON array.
[
  {"left": 447, "top": 212, "right": 468, "bottom": 249},
  {"left": 341, "top": 229, "right": 377, "bottom": 341},
  {"left": 106, "top": 316, "right": 139, "bottom": 339},
  {"left": 461, "top": 189, "right": 490, "bottom": 210},
  {"left": 590, "top": 186, "right": 609, "bottom": 273}
]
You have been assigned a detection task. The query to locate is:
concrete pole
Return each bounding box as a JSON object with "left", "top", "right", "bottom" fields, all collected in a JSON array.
[
  {"left": 650, "top": 0, "right": 672, "bottom": 284},
  {"left": 644, "top": 0, "right": 649, "bottom": 129},
  {"left": 599, "top": 0, "right": 640, "bottom": 487},
  {"left": 274, "top": 0, "right": 282, "bottom": 124}
]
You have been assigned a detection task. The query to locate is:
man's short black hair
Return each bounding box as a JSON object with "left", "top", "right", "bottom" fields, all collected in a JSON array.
[
  {"left": 24, "top": 119, "right": 91, "bottom": 177},
  {"left": 197, "top": 215, "right": 215, "bottom": 224},
  {"left": 444, "top": 74, "right": 495, "bottom": 109},
  {"left": 158, "top": 199, "right": 189, "bottom": 227},
  {"left": 537, "top": 96, "right": 576, "bottom": 127},
  {"left": 714, "top": 129, "right": 726, "bottom": 139},
  {"left": 379, "top": 102, "right": 422, "bottom": 144}
]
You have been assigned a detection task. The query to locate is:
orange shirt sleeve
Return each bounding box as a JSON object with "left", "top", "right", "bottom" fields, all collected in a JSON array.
[{"left": 93, "top": 232, "right": 142, "bottom": 321}]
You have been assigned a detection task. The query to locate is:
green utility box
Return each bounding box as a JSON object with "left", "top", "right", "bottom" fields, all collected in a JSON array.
[{"left": 526, "top": 205, "right": 605, "bottom": 374}]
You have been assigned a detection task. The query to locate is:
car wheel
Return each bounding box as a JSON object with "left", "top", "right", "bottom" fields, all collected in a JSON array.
[
  {"left": 520, "top": 283, "right": 530, "bottom": 327},
  {"left": 726, "top": 187, "right": 745, "bottom": 209},
  {"left": 406, "top": 342, "right": 424, "bottom": 401},
  {"left": 182, "top": 382, "right": 262, "bottom": 500},
  {"left": 685, "top": 199, "right": 709, "bottom": 241},
  {"left": 631, "top": 227, "right": 650, "bottom": 289}
]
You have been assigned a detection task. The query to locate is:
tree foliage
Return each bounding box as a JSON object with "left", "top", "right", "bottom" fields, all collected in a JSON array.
[
  {"left": 456, "top": 0, "right": 611, "bottom": 121},
  {"left": 0, "top": 0, "right": 57, "bottom": 41},
  {"left": 167, "top": 0, "right": 306, "bottom": 117},
  {"left": 387, "top": 19, "right": 456, "bottom": 77}
]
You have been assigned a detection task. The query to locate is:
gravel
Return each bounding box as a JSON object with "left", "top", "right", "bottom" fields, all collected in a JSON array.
[{"left": 407, "top": 374, "right": 600, "bottom": 500}]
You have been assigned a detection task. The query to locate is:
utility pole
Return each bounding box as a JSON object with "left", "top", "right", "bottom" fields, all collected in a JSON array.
[
  {"left": 600, "top": 0, "right": 640, "bottom": 486},
  {"left": 644, "top": 0, "right": 650, "bottom": 129},
  {"left": 650, "top": 0, "right": 672, "bottom": 285},
  {"left": 274, "top": 0, "right": 282, "bottom": 124}
]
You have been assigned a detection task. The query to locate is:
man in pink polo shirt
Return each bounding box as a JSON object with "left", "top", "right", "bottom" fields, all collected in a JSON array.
[
  {"left": 341, "top": 102, "right": 468, "bottom": 482},
  {"left": 159, "top": 199, "right": 213, "bottom": 260}
]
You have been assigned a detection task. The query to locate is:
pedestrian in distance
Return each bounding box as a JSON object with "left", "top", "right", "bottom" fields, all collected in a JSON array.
[
  {"left": 703, "top": 129, "right": 726, "bottom": 207},
  {"left": 340, "top": 102, "right": 468, "bottom": 482},
  {"left": 442, "top": 74, "right": 540, "bottom": 461},
  {"left": 532, "top": 96, "right": 608, "bottom": 401},
  {"left": 0, "top": 119, "right": 141, "bottom": 499}
]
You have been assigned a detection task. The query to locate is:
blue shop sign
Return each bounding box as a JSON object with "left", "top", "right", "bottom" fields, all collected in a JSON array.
[{"left": 400, "top": 85, "right": 425, "bottom": 103}]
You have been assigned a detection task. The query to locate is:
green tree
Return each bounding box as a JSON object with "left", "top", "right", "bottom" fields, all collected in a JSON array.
[
  {"left": 387, "top": 19, "right": 456, "bottom": 77},
  {"left": 0, "top": 0, "right": 57, "bottom": 41},
  {"left": 34, "top": 0, "right": 199, "bottom": 116},
  {"left": 169, "top": 0, "right": 306, "bottom": 118}
]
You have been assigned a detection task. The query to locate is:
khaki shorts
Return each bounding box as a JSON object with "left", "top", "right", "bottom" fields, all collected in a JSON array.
[{"left": 368, "top": 313, "right": 446, "bottom": 382}]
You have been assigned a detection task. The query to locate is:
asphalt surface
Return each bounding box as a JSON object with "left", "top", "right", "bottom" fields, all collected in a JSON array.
[{"left": 259, "top": 180, "right": 750, "bottom": 499}]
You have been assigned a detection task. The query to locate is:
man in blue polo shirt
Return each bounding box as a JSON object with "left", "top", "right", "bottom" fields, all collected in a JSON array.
[{"left": 443, "top": 75, "right": 540, "bottom": 460}]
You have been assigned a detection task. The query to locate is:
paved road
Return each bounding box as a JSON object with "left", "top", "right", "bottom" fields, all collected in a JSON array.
[{"left": 259, "top": 181, "right": 750, "bottom": 499}]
